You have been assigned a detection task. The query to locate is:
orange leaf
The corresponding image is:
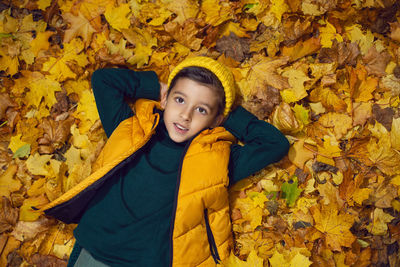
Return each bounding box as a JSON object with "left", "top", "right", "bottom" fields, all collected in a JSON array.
[{"left": 311, "top": 203, "right": 356, "bottom": 251}]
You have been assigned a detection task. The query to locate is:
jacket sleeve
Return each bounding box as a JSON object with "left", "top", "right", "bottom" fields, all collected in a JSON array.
[
  {"left": 223, "top": 106, "right": 290, "bottom": 185},
  {"left": 91, "top": 68, "right": 160, "bottom": 138}
]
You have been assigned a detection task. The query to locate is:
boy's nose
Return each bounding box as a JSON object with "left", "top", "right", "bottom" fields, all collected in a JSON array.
[{"left": 180, "top": 107, "right": 192, "bottom": 121}]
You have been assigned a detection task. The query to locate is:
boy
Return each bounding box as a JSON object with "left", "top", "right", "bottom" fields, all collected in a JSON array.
[{"left": 39, "top": 57, "right": 289, "bottom": 266}]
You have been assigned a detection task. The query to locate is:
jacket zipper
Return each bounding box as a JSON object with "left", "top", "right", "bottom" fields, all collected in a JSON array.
[
  {"left": 204, "top": 208, "right": 221, "bottom": 264},
  {"left": 169, "top": 135, "right": 196, "bottom": 267}
]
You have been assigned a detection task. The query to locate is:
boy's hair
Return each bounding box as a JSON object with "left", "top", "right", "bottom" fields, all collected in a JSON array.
[{"left": 168, "top": 66, "right": 226, "bottom": 115}]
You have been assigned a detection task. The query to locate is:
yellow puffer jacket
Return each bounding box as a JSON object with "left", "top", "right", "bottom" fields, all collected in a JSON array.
[{"left": 40, "top": 99, "right": 236, "bottom": 266}]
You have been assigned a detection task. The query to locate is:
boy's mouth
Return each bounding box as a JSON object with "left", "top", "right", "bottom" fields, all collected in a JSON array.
[{"left": 174, "top": 123, "right": 188, "bottom": 133}]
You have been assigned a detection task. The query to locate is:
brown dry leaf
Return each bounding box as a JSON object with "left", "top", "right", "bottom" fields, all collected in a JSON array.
[
  {"left": 372, "top": 104, "right": 394, "bottom": 131},
  {"left": 362, "top": 46, "right": 391, "bottom": 77},
  {"left": 242, "top": 86, "right": 280, "bottom": 120},
  {"left": 0, "top": 236, "right": 21, "bottom": 267},
  {"left": 11, "top": 217, "right": 53, "bottom": 242},
  {"left": 0, "top": 197, "right": 19, "bottom": 234},
  {"left": 272, "top": 102, "right": 302, "bottom": 134},
  {"left": 389, "top": 22, "right": 400, "bottom": 42},
  {"left": 30, "top": 253, "right": 67, "bottom": 267},
  {"left": 318, "top": 40, "right": 360, "bottom": 67},
  {"left": 0, "top": 93, "right": 17, "bottom": 121},
  {"left": 216, "top": 32, "right": 250, "bottom": 62},
  {"left": 37, "top": 116, "right": 74, "bottom": 154}
]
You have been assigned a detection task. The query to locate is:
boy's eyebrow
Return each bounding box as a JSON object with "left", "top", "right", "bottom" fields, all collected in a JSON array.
[{"left": 172, "top": 90, "right": 213, "bottom": 110}]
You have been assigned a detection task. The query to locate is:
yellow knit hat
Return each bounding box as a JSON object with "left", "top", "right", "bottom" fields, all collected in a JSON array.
[{"left": 167, "top": 56, "right": 236, "bottom": 116}]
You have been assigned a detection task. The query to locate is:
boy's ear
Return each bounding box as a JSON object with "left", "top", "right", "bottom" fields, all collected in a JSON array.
[
  {"left": 212, "top": 114, "right": 225, "bottom": 127},
  {"left": 160, "top": 90, "right": 168, "bottom": 109}
]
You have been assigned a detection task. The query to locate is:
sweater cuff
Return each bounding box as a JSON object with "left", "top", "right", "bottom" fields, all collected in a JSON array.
[
  {"left": 223, "top": 106, "right": 256, "bottom": 140},
  {"left": 138, "top": 71, "right": 160, "bottom": 100}
]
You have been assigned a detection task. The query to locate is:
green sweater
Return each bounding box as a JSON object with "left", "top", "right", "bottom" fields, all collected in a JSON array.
[{"left": 71, "top": 68, "right": 289, "bottom": 266}]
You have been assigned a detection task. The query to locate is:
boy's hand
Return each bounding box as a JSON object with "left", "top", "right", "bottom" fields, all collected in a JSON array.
[{"left": 160, "top": 82, "right": 168, "bottom": 101}]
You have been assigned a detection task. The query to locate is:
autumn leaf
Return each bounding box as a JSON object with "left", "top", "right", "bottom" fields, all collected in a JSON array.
[
  {"left": 2, "top": 1, "right": 400, "bottom": 265},
  {"left": 366, "top": 208, "right": 394, "bottom": 236},
  {"left": 0, "top": 197, "right": 19, "bottom": 234},
  {"left": 63, "top": 12, "right": 96, "bottom": 47},
  {"left": 0, "top": 165, "right": 22, "bottom": 199},
  {"left": 311, "top": 203, "right": 356, "bottom": 251},
  {"left": 247, "top": 56, "right": 290, "bottom": 92},
  {"left": 281, "top": 176, "right": 302, "bottom": 207}
]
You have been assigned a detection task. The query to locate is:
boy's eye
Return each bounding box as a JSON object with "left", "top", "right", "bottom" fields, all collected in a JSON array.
[
  {"left": 197, "top": 107, "right": 208, "bottom": 115},
  {"left": 175, "top": 97, "right": 184, "bottom": 104}
]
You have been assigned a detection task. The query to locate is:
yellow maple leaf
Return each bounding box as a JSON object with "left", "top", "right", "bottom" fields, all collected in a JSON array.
[
  {"left": 367, "top": 208, "right": 394, "bottom": 235},
  {"left": 37, "top": 0, "right": 51, "bottom": 10},
  {"left": 19, "top": 194, "right": 49, "bottom": 221},
  {"left": 74, "top": 89, "right": 100, "bottom": 125},
  {"left": 354, "top": 77, "right": 378, "bottom": 102},
  {"left": 367, "top": 136, "right": 400, "bottom": 175},
  {"left": 105, "top": 38, "right": 133, "bottom": 59},
  {"left": 269, "top": 250, "right": 287, "bottom": 267},
  {"left": 25, "top": 77, "right": 61, "bottom": 108},
  {"left": 224, "top": 250, "right": 263, "bottom": 267},
  {"left": 290, "top": 251, "right": 313, "bottom": 267},
  {"left": 317, "top": 135, "right": 342, "bottom": 165},
  {"left": 311, "top": 203, "right": 356, "bottom": 251},
  {"left": 127, "top": 42, "right": 153, "bottom": 68},
  {"left": 352, "top": 188, "right": 372, "bottom": 205},
  {"left": 29, "top": 31, "right": 54, "bottom": 57},
  {"left": 0, "top": 165, "right": 22, "bottom": 198},
  {"left": 105, "top": 3, "right": 131, "bottom": 32},
  {"left": 0, "top": 49, "right": 19, "bottom": 76},
  {"left": 26, "top": 153, "right": 52, "bottom": 176},
  {"left": 220, "top": 21, "right": 250, "bottom": 38},
  {"left": 42, "top": 57, "right": 76, "bottom": 81},
  {"left": 27, "top": 178, "right": 46, "bottom": 197},
  {"left": 318, "top": 112, "right": 353, "bottom": 139},
  {"left": 320, "top": 21, "right": 343, "bottom": 48},
  {"left": 270, "top": 0, "right": 289, "bottom": 23},
  {"left": 8, "top": 134, "right": 28, "bottom": 153},
  {"left": 201, "top": 0, "right": 233, "bottom": 26},
  {"left": 281, "top": 69, "right": 310, "bottom": 103}
]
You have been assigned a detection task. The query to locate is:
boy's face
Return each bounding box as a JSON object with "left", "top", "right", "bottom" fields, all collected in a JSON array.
[{"left": 161, "top": 78, "right": 224, "bottom": 143}]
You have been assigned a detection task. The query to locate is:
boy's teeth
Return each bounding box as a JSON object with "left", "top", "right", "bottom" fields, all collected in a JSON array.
[{"left": 176, "top": 124, "right": 187, "bottom": 130}]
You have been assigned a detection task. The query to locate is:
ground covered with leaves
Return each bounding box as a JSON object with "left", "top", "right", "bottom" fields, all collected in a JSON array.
[{"left": 1, "top": 0, "right": 400, "bottom": 266}]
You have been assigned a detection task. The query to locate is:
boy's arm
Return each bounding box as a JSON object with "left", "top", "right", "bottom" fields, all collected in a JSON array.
[
  {"left": 91, "top": 68, "right": 160, "bottom": 138},
  {"left": 224, "top": 106, "right": 290, "bottom": 185}
]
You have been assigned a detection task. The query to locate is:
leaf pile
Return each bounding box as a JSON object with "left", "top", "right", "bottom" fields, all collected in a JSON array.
[{"left": 1, "top": 0, "right": 400, "bottom": 266}]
